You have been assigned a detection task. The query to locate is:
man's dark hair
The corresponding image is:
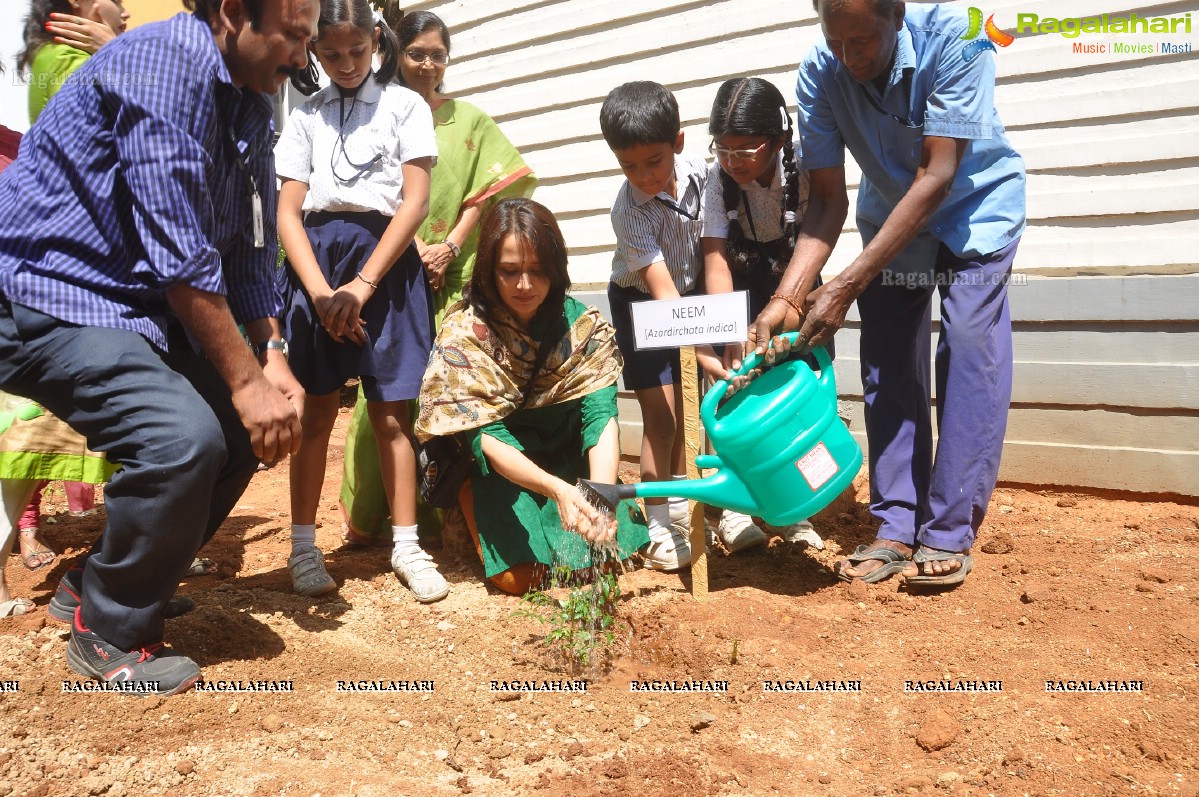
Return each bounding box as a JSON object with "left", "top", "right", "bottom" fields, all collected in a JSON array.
[
  {"left": 185, "top": 0, "right": 266, "bottom": 29},
  {"left": 812, "top": 0, "right": 901, "bottom": 17},
  {"left": 599, "top": 81, "right": 680, "bottom": 151}
]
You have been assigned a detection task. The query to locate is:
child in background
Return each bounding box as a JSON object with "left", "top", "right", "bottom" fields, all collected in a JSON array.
[
  {"left": 701, "top": 77, "right": 828, "bottom": 549},
  {"left": 275, "top": 0, "right": 447, "bottom": 602},
  {"left": 600, "top": 81, "right": 758, "bottom": 570}
]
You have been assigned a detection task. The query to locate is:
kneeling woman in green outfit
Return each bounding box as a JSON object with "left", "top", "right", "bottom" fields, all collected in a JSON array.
[{"left": 414, "top": 199, "right": 648, "bottom": 595}]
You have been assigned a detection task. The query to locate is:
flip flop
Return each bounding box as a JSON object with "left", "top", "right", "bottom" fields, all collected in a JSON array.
[
  {"left": 905, "top": 547, "right": 973, "bottom": 587},
  {"left": 0, "top": 598, "right": 35, "bottom": 618},
  {"left": 17, "top": 529, "right": 57, "bottom": 571},
  {"left": 836, "top": 542, "right": 911, "bottom": 584}
]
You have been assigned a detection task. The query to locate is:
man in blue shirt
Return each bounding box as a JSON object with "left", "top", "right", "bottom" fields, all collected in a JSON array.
[
  {"left": 0, "top": 0, "right": 318, "bottom": 693},
  {"left": 751, "top": 0, "right": 1026, "bottom": 587}
]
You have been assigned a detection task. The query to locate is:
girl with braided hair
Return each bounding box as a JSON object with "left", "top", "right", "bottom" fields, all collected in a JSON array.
[
  {"left": 701, "top": 76, "right": 828, "bottom": 549},
  {"left": 702, "top": 77, "right": 814, "bottom": 336}
]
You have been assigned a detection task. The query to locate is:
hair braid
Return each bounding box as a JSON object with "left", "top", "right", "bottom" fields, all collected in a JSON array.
[
  {"left": 777, "top": 134, "right": 802, "bottom": 275},
  {"left": 721, "top": 168, "right": 752, "bottom": 274}
]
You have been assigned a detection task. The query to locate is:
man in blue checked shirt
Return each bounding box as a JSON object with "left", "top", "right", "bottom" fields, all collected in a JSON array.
[
  {"left": 749, "top": 0, "right": 1026, "bottom": 590},
  {"left": 0, "top": 0, "right": 318, "bottom": 694}
]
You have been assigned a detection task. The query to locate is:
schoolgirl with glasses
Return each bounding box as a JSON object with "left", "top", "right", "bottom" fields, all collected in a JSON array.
[
  {"left": 700, "top": 77, "right": 828, "bottom": 549},
  {"left": 274, "top": 0, "right": 448, "bottom": 603}
]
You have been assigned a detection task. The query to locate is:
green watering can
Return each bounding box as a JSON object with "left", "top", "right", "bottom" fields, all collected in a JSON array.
[{"left": 580, "top": 334, "right": 862, "bottom": 525}]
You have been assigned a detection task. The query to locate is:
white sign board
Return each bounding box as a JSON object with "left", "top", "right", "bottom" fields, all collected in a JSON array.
[{"left": 630, "top": 292, "right": 749, "bottom": 350}]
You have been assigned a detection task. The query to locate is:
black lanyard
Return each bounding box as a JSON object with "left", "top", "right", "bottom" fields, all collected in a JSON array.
[
  {"left": 654, "top": 174, "right": 700, "bottom": 220},
  {"left": 220, "top": 90, "right": 265, "bottom": 248},
  {"left": 330, "top": 85, "right": 383, "bottom": 183},
  {"left": 859, "top": 69, "right": 921, "bottom": 129}
]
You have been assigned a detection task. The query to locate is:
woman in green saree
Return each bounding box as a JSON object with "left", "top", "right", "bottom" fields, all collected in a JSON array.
[
  {"left": 340, "top": 10, "right": 536, "bottom": 543},
  {"left": 415, "top": 199, "right": 647, "bottom": 594}
]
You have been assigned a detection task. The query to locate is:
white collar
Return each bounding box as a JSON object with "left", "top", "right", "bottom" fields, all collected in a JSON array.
[{"left": 319, "top": 71, "right": 384, "bottom": 107}]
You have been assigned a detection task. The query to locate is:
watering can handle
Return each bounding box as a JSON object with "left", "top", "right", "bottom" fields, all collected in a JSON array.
[{"left": 701, "top": 334, "right": 834, "bottom": 419}]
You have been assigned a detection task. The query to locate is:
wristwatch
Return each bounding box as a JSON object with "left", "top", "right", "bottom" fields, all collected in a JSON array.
[{"left": 251, "top": 338, "right": 289, "bottom": 359}]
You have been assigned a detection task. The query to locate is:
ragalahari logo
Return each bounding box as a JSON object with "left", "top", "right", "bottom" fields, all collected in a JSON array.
[{"left": 960, "top": 8, "right": 1015, "bottom": 61}]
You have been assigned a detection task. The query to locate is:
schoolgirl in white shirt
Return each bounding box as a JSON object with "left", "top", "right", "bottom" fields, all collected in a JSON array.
[
  {"left": 274, "top": 0, "right": 447, "bottom": 603},
  {"left": 701, "top": 76, "right": 826, "bottom": 550}
]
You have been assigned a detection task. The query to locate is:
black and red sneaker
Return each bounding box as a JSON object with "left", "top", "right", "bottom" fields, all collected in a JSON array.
[
  {"left": 49, "top": 566, "right": 195, "bottom": 624},
  {"left": 66, "top": 608, "right": 201, "bottom": 696}
]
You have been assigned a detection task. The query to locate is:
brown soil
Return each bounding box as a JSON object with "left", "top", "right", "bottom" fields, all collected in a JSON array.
[{"left": 2, "top": 406, "right": 1197, "bottom": 797}]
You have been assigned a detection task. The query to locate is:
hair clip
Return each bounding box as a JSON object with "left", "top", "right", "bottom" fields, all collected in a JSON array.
[
  {"left": 783, "top": 211, "right": 797, "bottom": 224},
  {"left": 373, "top": 9, "right": 384, "bottom": 25},
  {"left": 727, "top": 210, "right": 739, "bottom": 220},
  {"left": 779, "top": 106, "right": 791, "bottom": 132}
]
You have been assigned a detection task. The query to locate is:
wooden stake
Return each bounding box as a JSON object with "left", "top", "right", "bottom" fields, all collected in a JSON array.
[{"left": 678, "top": 345, "right": 707, "bottom": 601}]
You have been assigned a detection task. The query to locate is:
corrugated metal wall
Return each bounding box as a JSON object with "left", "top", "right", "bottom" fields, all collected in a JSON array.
[{"left": 409, "top": 0, "right": 1198, "bottom": 495}]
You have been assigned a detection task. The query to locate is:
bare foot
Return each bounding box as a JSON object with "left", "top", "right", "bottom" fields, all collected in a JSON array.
[
  {"left": 902, "top": 547, "right": 972, "bottom": 580},
  {"left": 837, "top": 539, "right": 913, "bottom": 580}
]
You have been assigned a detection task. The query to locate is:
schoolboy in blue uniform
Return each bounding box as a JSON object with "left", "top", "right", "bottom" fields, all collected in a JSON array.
[{"left": 599, "top": 81, "right": 707, "bottom": 571}]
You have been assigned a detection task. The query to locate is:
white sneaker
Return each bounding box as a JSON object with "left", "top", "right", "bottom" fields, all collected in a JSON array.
[
  {"left": 716, "top": 510, "right": 769, "bottom": 553},
  {"left": 640, "top": 528, "right": 692, "bottom": 572},
  {"left": 391, "top": 548, "right": 450, "bottom": 603},
  {"left": 668, "top": 503, "right": 691, "bottom": 538},
  {"left": 781, "top": 519, "right": 824, "bottom": 549}
]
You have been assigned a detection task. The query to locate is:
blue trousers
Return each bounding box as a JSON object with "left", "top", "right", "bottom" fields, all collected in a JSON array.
[
  {"left": 0, "top": 298, "right": 258, "bottom": 649},
  {"left": 857, "top": 237, "right": 1019, "bottom": 552}
]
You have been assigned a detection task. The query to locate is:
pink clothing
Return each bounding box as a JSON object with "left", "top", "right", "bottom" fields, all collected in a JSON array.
[
  {"left": 0, "top": 126, "right": 19, "bottom": 171},
  {"left": 19, "top": 481, "right": 96, "bottom": 530}
]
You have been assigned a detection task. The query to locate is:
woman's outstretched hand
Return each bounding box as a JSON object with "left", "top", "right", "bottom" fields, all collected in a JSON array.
[{"left": 556, "top": 483, "right": 617, "bottom": 544}]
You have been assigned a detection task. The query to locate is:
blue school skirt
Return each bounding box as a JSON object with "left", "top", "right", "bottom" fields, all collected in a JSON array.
[{"left": 280, "top": 211, "right": 434, "bottom": 402}]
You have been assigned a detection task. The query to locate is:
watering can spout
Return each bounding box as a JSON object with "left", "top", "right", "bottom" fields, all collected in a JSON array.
[
  {"left": 577, "top": 467, "right": 762, "bottom": 520},
  {"left": 632, "top": 468, "right": 761, "bottom": 517}
]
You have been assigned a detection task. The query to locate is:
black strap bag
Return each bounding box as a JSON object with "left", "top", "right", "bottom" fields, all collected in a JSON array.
[{"left": 417, "top": 431, "right": 474, "bottom": 509}]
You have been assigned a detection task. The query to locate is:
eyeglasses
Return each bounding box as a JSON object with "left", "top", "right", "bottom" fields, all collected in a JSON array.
[
  {"left": 708, "top": 139, "right": 769, "bottom": 162},
  {"left": 404, "top": 49, "right": 450, "bottom": 66}
]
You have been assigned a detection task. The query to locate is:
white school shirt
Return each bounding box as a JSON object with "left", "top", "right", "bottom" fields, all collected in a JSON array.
[
  {"left": 701, "top": 143, "right": 809, "bottom": 242},
  {"left": 609, "top": 153, "right": 707, "bottom": 295},
  {"left": 274, "top": 73, "right": 437, "bottom": 215}
]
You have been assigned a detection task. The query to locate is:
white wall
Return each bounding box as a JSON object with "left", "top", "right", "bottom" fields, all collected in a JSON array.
[{"left": 2, "top": 0, "right": 1195, "bottom": 494}]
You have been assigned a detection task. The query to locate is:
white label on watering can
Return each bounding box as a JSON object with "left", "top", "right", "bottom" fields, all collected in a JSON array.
[
  {"left": 796, "top": 442, "right": 839, "bottom": 491},
  {"left": 629, "top": 291, "right": 748, "bottom": 350}
]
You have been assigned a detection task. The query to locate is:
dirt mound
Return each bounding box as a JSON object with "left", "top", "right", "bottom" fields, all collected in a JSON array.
[{"left": 2, "top": 416, "right": 1196, "bottom": 796}]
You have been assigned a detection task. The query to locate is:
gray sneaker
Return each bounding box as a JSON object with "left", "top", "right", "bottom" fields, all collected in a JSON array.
[
  {"left": 391, "top": 548, "right": 449, "bottom": 603},
  {"left": 288, "top": 546, "right": 337, "bottom": 597}
]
